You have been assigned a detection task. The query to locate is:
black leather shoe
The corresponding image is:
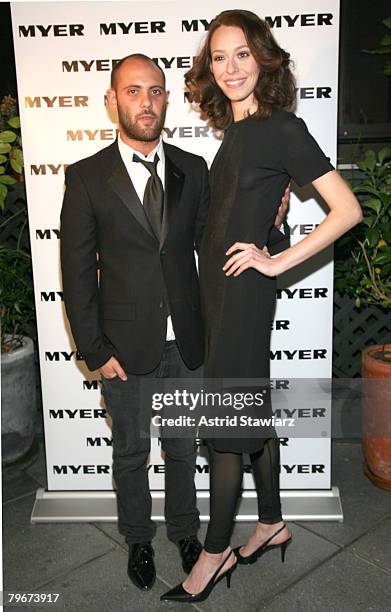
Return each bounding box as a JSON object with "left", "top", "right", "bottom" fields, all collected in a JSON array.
[
  {"left": 178, "top": 535, "right": 203, "bottom": 574},
  {"left": 234, "top": 523, "right": 292, "bottom": 565},
  {"left": 127, "top": 542, "right": 156, "bottom": 590},
  {"left": 161, "top": 550, "right": 236, "bottom": 603}
]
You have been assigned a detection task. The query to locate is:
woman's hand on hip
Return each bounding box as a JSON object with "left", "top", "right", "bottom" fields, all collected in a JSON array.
[{"left": 223, "top": 242, "right": 281, "bottom": 277}]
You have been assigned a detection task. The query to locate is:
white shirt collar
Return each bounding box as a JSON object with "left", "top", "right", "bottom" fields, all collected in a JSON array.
[{"left": 117, "top": 134, "right": 164, "bottom": 163}]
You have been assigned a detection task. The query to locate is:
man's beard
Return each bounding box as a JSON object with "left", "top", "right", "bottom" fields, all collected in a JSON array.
[{"left": 118, "top": 105, "right": 166, "bottom": 142}]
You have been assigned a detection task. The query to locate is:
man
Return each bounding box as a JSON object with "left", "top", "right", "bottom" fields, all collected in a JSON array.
[
  {"left": 61, "top": 54, "right": 289, "bottom": 592},
  {"left": 61, "top": 54, "right": 208, "bottom": 591}
]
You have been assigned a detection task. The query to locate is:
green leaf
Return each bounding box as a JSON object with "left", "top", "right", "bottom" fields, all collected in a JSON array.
[
  {"left": 381, "top": 263, "right": 391, "bottom": 278},
  {"left": 380, "top": 193, "right": 391, "bottom": 208},
  {"left": 364, "top": 44, "right": 391, "bottom": 54},
  {"left": 356, "top": 160, "right": 368, "bottom": 173},
  {"left": 377, "top": 165, "right": 391, "bottom": 181},
  {"left": 366, "top": 227, "right": 381, "bottom": 247},
  {"left": 0, "top": 155, "right": 6, "bottom": 164},
  {"left": 361, "top": 216, "right": 373, "bottom": 227},
  {"left": 7, "top": 116, "right": 20, "bottom": 129},
  {"left": 378, "top": 147, "right": 391, "bottom": 164},
  {"left": 380, "top": 33, "right": 391, "bottom": 46},
  {"left": 10, "top": 159, "right": 22, "bottom": 174},
  {"left": 383, "top": 227, "right": 391, "bottom": 242},
  {"left": 14, "top": 148, "right": 23, "bottom": 165},
  {"left": 353, "top": 184, "right": 380, "bottom": 197},
  {"left": 0, "top": 166, "right": 4, "bottom": 175},
  {"left": 372, "top": 250, "right": 391, "bottom": 265},
  {"left": 361, "top": 198, "right": 382, "bottom": 214},
  {"left": 0, "top": 182, "right": 7, "bottom": 201},
  {"left": 365, "top": 150, "right": 377, "bottom": 172},
  {"left": 0, "top": 143, "right": 11, "bottom": 154},
  {"left": 383, "top": 17, "right": 391, "bottom": 29},
  {"left": 355, "top": 297, "right": 361, "bottom": 308},
  {"left": 0, "top": 175, "right": 17, "bottom": 185},
  {"left": 0, "top": 130, "right": 17, "bottom": 143}
]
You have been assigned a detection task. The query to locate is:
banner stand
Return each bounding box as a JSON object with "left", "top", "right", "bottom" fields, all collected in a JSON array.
[
  {"left": 11, "top": 0, "right": 341, "bottom": 516},
  {"left": 31, "top": 487, "right": 342, "bottom": 523}
]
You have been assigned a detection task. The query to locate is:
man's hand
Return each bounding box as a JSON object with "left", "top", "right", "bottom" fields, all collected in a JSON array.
[
  {"left": 275, "top": 183, "right": 290, "bottom": 228},
  {"left": 100, "top": 356, "right": 127, "bottom": 381}
]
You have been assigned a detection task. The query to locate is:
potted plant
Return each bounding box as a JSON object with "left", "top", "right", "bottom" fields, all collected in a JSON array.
[
  {"left": 334, "top": 147, "right": 391, "bottom": 491},
  {"left": 0, "top": 95, "right": 37, "bottom": 465}
]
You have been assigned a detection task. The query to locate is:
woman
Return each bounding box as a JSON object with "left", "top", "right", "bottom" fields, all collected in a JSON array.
[{"left": 162, "top": 9, "right": 362, "bottom": 603}]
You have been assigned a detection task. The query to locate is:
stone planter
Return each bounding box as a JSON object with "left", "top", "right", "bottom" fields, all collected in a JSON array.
[
  {"left": 1, "top": 336, "right": 37, "bottom": 465},
  {"left": 362, "top": 344, "right": 391, "bottom": 491}
]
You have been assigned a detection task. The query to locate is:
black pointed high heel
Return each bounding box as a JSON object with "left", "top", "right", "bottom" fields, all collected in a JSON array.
[
  {"left": 234, "top": 523, "right": 292, "bottom": 565},
  {"left": 160, "top": 549, "right": 236, "bottom": 603}
]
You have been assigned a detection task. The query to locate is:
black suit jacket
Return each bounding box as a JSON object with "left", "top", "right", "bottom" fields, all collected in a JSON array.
[{"left": 60, "top": 140, "right": 209, "bottom": 374}]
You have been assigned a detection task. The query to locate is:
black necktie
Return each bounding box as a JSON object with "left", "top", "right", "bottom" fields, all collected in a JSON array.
[{"left": 133, "top": 153, "right": 164, "bottom": 240}]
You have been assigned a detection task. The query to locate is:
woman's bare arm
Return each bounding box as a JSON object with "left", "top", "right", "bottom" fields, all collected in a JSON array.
[{"left": 223, "top": 170, "right": 363, "bottom": 278}]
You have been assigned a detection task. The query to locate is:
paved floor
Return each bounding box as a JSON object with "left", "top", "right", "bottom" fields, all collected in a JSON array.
[{"left": 2, "top": 441, "right": 391, "bottom": 611}]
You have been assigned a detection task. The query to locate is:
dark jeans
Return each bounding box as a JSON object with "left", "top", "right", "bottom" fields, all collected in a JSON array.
[{"left": 101, "top": 341, "right": 201, "bottom": 545}]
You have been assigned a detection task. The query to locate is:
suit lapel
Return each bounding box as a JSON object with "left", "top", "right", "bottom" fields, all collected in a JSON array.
[
  {"left": 107, "top": 149, "right": 157, "bottom": 242},
  {"left": 161, "top": 144, "right": 185, "bottom": 248}
]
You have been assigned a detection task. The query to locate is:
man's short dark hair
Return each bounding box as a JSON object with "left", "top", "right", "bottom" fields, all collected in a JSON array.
[{"left": 110, "top": 54, "right": 166, "bottom": 88}]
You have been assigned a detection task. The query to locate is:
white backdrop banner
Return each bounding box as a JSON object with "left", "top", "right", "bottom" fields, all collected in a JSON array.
[{"left": 11, "top": 0, "right": 340, "bottom": 491}]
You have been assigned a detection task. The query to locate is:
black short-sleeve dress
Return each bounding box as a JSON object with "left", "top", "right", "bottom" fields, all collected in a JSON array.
[{"left": 199, "top": 108, "right": 334, "bottom": 453}]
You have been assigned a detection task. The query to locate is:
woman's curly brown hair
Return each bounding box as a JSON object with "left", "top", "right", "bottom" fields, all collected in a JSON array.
[{"left": 184, "top": 9, "right": 296, "bottom": 130}]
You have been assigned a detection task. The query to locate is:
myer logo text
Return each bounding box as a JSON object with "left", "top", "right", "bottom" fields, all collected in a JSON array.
[
  {"left": 25, "top": 96, "right": 88, "bottom": 108},
  {"left": 270, "top": 349, "right": 327, "bottom": 360},
  {"left": 277, "top": 288, "right": 328, "bottom": 299}
]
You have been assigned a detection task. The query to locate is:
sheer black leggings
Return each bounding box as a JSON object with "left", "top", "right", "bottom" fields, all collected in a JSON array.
[{"left": 204, "top": 438, "right": 282, "bottom": 553}]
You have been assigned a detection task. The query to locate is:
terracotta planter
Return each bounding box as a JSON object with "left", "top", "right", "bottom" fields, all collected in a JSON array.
[{"left": 362, "top": 344, "right": 391, "bottom": 491}]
